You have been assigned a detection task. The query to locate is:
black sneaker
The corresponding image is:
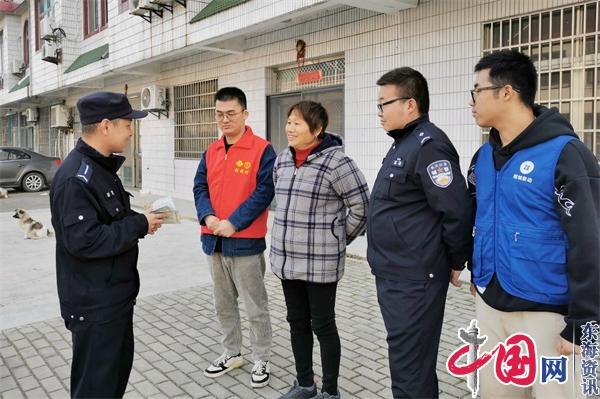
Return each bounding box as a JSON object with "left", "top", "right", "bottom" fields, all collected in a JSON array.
[
  {"left": 314, "top": 391, "right": 340, "bottom": 399},
  {"left": 204, "top": 353, "right": 244, "bottom": 378},
  {"left": 280, "top": 380, "right": 317, "bottom": 399}
]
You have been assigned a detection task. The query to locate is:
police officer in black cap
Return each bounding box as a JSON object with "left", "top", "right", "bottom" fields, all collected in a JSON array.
[
  {"left": 367, "top": 68, "right": 473, "bottom": 398},
  {"left": 50, "top": 91, "right": 166, "bottom": 398}
]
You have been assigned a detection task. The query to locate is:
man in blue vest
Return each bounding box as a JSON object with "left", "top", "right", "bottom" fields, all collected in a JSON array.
[{"left": 468, "top": 49, "right": 599, "bottom": 398}]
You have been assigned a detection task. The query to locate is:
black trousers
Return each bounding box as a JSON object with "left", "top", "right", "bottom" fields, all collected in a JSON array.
[
  {"left": 376, "top": 275, "right": 449, "bottom": 399},
  {"left": 281, "top": 279, "right": 340, "bottom": 395},
  {"left": 65, "top": 310, "right": 134, "bottom": 399}
]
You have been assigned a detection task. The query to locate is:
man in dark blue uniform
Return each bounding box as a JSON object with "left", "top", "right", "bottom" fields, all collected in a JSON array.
[
  {"left": 50, "top": 92, "right": 166, "bottom": 398},
  {"left": 367, "top": 68, "right": 473, "bottom": 398}
]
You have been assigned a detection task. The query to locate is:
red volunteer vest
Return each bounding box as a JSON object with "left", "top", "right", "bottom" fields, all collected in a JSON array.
[{"left": 201, "top": 126, "right": 269, "bottom": 238}]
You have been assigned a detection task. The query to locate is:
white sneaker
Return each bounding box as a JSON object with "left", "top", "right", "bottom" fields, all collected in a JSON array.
[
  {"left": 251, "top": 360, "right": 270, "bottom": 388},
  {"left": 204, "top": 353, "right": 244, "bottom": 378}
]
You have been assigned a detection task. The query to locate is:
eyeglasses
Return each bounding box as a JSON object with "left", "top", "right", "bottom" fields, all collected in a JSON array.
[
  {"left": 469, "top": 86, "right": 502, "bottom": 102},
  {"left": 377, "top": 97, "right": 411, "bottom": 113},
  {"left": 470, "top": 86, "right": 522, "bottom": 102},
  {"left": 215, "top": 110, "right": 244, "bottom": 121}
]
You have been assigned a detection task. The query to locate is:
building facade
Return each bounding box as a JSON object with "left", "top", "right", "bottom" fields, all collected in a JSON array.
[{"left": 1, "top": 0, "right": 598, "bottom": 197}]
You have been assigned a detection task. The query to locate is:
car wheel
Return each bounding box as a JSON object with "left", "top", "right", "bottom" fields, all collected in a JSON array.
[{"left": 22, "top": 172, "right": 45, "bottom": 192}]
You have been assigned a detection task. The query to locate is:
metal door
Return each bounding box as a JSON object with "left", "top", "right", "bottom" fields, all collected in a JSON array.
[
  {"left": 119, "top": 99, "right": 142, "bottom": 188},
  {"left": 134, "top": 120, "right": 142, "bottom": 188},
  {"left": 267, "top": 86, "right": 344, "bottom": 154}
]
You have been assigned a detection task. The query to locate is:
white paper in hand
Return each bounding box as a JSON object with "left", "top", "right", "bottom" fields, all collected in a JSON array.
[{"left": 150, "top": 196, "right": 181, "bottom": 224}]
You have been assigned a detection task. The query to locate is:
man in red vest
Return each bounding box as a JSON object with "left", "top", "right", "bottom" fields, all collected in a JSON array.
[{"left": 193, "top": 87, "right": 276, "bottom": 388}]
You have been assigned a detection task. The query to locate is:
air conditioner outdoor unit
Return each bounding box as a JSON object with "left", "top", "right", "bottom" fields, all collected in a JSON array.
[
  {"left": 10, "top": 59, "right": 24, "bottom": 75},
  {"left": 129, "top": 0, "right": 160, "bottom": 15},
  {"left": 51, "top": 105, "right": 70, "bottom": 128},
  {"left": 150, "top": 0, "right": 172, "bottom": 5},
  {"left": 41, "top": 41, "right": 59, "bottom": 63},
  {"left": 128, "top": 0, "right": 140, "bottom": 13},
  {"left": 141, "top": 85, "right": 167, "bottom": 111},
  {"left": 25, "top": 108, "right": 39, "bottom": 123},
  {"left": 40, "top": 16, "right": 55, "bottom": 39}
]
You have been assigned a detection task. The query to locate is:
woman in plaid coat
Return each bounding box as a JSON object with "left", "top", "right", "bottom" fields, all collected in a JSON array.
[{"left": 271, "top": 101, "right": 369, "bottom": 399}]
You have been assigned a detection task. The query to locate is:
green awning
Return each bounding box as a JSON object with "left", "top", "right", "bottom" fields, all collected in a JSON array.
[
  {"left": 9, "top": 75, "right": 29, "bottom": 93},
  {"left": 190, "top": 0, "right": 248, "bottom": 24},
  {"left": 64, "top": 44, "right": 109, "bottom": 74}
]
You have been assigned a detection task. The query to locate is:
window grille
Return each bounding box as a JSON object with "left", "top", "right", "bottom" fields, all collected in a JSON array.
[
  {"left": 274, "top": 58, "right": 345, "bottom": 93},
  {"left": 482, "top": 1, "right": 599, "bottom": 156},
  {"left": 174, "top": 79, "right": 219, "bottom": 159}
]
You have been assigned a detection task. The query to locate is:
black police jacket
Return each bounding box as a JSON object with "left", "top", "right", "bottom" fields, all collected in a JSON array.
[
  {"left": 367, "top": 114, "right": 473, "bottom": 281},
  {"left": 50, "top": 139, "right": 148, "bottom": 322}
]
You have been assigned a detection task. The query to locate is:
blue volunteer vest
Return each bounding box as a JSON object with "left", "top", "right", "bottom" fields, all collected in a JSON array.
[{"left": 472, "top": 135, "right": 574, "bottom": 305}]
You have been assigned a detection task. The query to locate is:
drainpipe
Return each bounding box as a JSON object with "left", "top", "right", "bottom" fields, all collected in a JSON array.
[
  {"left": 16, "top": 109, "right": 21, "bottom": 146},
  {"left": 27, "top": 8, "right": 34, "bottom": 152}
]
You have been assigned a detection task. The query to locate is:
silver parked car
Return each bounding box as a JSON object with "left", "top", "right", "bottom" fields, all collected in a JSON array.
[{"left": 0, "top": 147, "right": 61, "bottom": 192}]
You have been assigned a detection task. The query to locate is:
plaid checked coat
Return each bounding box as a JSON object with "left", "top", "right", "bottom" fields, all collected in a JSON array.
[{"left": 270, "top": 134, "right": 370, "bottom": 283}]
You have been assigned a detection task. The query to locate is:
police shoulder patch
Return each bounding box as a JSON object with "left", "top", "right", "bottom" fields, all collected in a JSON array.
[
  {"left": 467, "top": 164, "right": 476, "bottom": 186},
  {"left": 76, "top": 160, "right": 93, "bottom": 184},
  {"left": 415, "top": 131, "right": 433, "bottom": 146},
  {"left": 427, "top": 160, "right": 453, "bottom": 188}
]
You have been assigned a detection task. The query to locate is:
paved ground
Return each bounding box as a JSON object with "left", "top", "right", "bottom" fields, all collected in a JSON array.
[
  {"left": 1, "top": 258, "right": 475, "bottom": 399},
  {"left": 0, "top": 189, "right": 52, "bottom": 213},
  {"left": 0, "top": 191, "right": 212, "bottom": 330},
  {"left": 0, "top": 191, "right": 477, "bottom": 398}
]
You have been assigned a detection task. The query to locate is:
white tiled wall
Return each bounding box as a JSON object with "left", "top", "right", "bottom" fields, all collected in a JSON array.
[
  {"left": 134, "top": 0, "right": 580, "bottom": 199},
  {"left": 15, "top": 0, "right": 325, "bottom": 101},
  {"left": 1, "top": 15, "right": 24, "bottom": 97},
  {"left": 139, "top": 116, "right": 175, "bottom": 195},
  {"left": 109, "top": 0, "right": 192, "bottom": 70},
  {"left": 3, "top": 0, "right": 583, "bottom": 201}
]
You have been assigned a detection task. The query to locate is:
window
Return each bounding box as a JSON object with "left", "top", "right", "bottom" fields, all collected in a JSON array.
[
  {"left": 482, "top": 1, "right": 600, "bottom": 156},
  {"left": 23, "top": 20, "right": 29, "bottom": 67},
  {"left": 274, "top": 58, "right": 345, "bottom": 93},
  {"left": 35, "top": 0, "right": 40, "bottom": 51},
  {"left": 174, "top": 79, "right": 219, "bottom": 159},
  {"left": 0, "top": 149, "right": 30, "bottom": 160},
  {"left": 39, "top": 0, "right": 54, "bottom": 16},
  {"left": 33, "top": 0, "right": 54, "bottom": 51},
  {"left": 0, "top": 30, "right": 4, "bottom": 80},
  {"left": 11, "top": 150, "right": 30, "bottom": 160},
  {"left": 83, "top": 0, "right": 107, "bottom": 38},
  {"left": 119, "top": 0, "right": 128, "bottom": 14}
]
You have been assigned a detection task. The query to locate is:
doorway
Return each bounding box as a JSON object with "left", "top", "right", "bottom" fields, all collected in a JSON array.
[
  {"left": 119, "top": 98, "right": 142, "bottom": 188},
  {"left": 267, "top": 86, "right": 344, "bottom": 154}
]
